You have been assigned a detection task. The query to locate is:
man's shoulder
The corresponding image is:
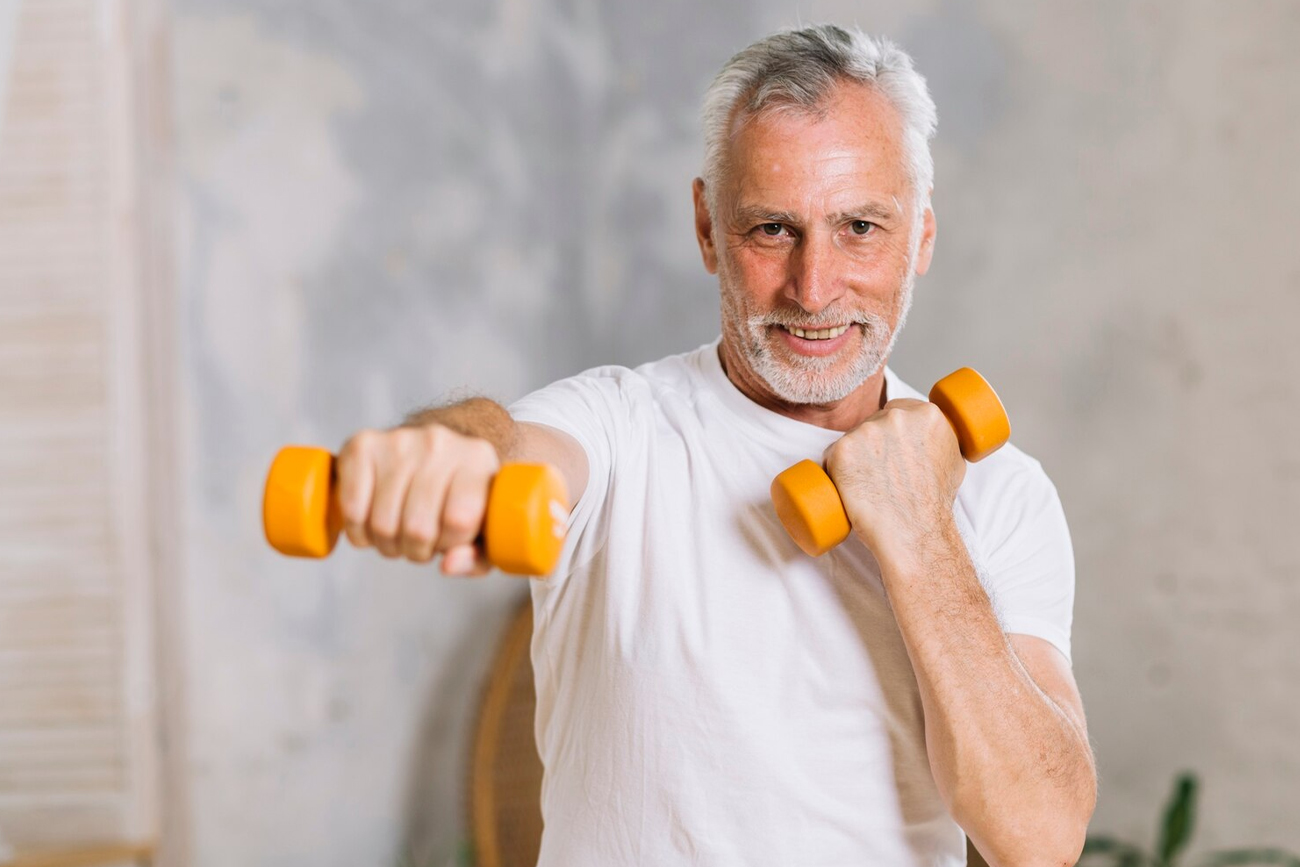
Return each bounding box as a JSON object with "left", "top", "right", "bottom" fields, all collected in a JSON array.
[
  {"left": 567, "top": 341, "right": 715, "bottom": 395},
  {"left": 957, "top": 438, "right": 1067, "bottom": 556},
  {"left": 963, "top": 440, "right": 1054, "bottom": 496}
]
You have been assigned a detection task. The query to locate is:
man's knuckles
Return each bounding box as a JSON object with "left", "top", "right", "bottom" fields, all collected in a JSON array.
[
  {"left": 339, "top": 427, "right": 381, "bottom": 461},
  {"left": 399, "top": 513, "right": 436, "bottom": 551},
  {"left": 368, "top": 512, "right": 402, "bottom": 549},
  {"left": 441, "top": 502, "right": 484, "bottom": 543},
  {"left": 823, "top": 399, "right": 957, "bottom": 476},
  {"left": 338, "top": 423, "right": 499, "bottom": 562}
]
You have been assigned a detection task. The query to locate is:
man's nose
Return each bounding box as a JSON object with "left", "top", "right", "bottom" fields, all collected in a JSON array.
[{"left": 785, "top": 231, "right": 847, "bottom": 315}]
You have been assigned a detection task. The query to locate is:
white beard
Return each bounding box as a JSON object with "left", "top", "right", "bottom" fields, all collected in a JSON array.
[{"left": 720, "top": 269, "right": 915, "bottom": 405}]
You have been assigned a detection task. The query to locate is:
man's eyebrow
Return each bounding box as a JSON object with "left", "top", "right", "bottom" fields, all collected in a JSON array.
[
  {"left": 731, "top": 205, "right": 799, "bottom": 226},
  {"left": 828, "top": 200, "right": 900, "bottom": 224}
]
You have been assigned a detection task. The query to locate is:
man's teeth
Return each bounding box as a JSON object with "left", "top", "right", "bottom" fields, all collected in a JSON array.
[{"left": 783, "top": 324, "right": 851, "bottom": 340}]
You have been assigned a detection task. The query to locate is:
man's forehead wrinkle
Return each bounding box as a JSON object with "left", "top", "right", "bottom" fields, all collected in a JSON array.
[
  {"left": 734, "top": 121, "right": 906, "bottom": 182},
  {"left": 731, "top": 162, "right": 904, "bottom": 225}
]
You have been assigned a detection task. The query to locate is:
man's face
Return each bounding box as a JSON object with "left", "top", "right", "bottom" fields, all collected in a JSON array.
[{"left": 695, "top": 81, "right": 935, "bottom": 405}]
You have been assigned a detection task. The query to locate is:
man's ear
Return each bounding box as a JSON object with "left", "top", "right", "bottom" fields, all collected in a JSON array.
[
  {"left": 692, "top": 177, "right": 718, "bottom": 275},
  {"left": 914, "top": 193, "right": 936, "bottom": 277}
]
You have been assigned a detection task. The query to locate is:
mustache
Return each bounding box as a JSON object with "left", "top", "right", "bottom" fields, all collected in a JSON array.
[{"left": 751, "top": 312, "right": 886, "bottom": 330}]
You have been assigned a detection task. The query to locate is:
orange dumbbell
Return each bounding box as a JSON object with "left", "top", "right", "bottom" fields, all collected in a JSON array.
[
  {"left": 262, "top": 446, "right": 570, "bottom": 576},
  {"left": 770, "top": 367, "right": 1011, "bottom": 557}
]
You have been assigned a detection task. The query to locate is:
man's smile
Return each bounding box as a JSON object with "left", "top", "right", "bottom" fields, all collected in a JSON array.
[{"left": 774, "top": 322, "right": 858, "bottom": 356}]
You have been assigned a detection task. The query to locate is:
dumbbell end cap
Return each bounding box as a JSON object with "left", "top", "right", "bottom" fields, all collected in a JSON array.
[
  {"left": 929, "top": 368, "right": 1011, "bottom": 463},
  {"left": 264, "top": 445, "right": 342, "bottom": 558},
  {"left": 484, "top": 463, "right": 570, "bottom": 576},
  {"left": 770, "top": 459, "right": 852, "bottom": 558}
]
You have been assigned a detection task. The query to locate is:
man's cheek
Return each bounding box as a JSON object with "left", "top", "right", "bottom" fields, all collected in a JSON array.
[{"left": 735, "top": 259, "right": 791, "bottom": 303}]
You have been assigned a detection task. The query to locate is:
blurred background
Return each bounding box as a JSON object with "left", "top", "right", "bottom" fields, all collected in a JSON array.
[{"left": 1, "top": 0, "right": 1297, "bottom": 865}]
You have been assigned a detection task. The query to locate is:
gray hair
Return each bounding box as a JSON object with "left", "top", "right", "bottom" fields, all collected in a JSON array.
[{"left": 700, "top": 25, "right": 938, "bottom": 215}]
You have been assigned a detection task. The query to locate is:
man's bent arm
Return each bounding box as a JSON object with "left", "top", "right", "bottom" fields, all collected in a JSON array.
[
  {"left": 877, "top": 515, "right": 1097, "bottom": 867},
  {"left": 405, "top": 397, "right": 590, "bottom": 506}
]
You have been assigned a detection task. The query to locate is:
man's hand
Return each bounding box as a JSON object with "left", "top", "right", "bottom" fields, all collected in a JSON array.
[
  {"left": 334, "top": 424, "right": 500, "bottom": 575},
  {"left": 822, "top": 398, "right": 965, "bottom": 565}
]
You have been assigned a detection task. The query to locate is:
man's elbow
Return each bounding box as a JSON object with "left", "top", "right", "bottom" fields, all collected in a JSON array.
[
  {"left": 968, "top": 789, "right": 1095, "bottom": 867},
  {"left": 976, "top": 827, "right": 1087, "bottom": 867}
]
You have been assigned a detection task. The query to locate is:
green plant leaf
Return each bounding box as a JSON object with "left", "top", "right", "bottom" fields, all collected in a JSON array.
[
  {"left": 1157, "top": 772, "right": 1199, "bottom": 866},
  {"left": 1192, "top": 849, "right": 1300, "bottom": 867},
  {"left": 1084, "top": 835, "right": 1154, "bottom": 867}
]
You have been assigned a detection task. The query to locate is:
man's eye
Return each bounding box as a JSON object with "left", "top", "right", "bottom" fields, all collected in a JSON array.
[
  {"left": 760, "top": 223, "right": 785, "bottom": 236},
  {"left": 850, "top": 220, "right": 875, "bottom": 235}
]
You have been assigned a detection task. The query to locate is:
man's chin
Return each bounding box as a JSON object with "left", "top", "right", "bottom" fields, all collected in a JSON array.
[{"left": 758, "top": 361, "right": 863, "bottom": 405}]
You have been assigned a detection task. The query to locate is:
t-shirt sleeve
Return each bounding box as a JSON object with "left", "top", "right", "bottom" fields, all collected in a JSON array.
[
  {"left": 506, "top": 365, "right": 631, "bottom": 582},
  {"left": 960, "top": 456, "right": 1076, "bottom": 665}
]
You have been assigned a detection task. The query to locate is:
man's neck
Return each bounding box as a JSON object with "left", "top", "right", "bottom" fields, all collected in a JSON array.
[{"left": 716, "top": 337, "right": 888, "bottom": 433}]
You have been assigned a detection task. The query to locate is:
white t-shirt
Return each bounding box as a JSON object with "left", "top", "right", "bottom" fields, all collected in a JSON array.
[{"left": 507, "top": 338, "right": 1075, "bottom": 867}]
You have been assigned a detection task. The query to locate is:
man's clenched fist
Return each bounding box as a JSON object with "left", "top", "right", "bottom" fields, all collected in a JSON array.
[
  {"left": 822, "top": 398, "right": 966, "bottom": 569},
  {"left": 335, "top": 424, "right": 499, "bottom": 575}
]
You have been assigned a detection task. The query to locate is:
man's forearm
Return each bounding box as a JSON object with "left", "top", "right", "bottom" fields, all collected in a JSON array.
[
  {"left": 404, "top": 397, "right": 519, "bottom": 459},
  {"left": 877, "top": 517, "right": 1095, "bottom": 866}
]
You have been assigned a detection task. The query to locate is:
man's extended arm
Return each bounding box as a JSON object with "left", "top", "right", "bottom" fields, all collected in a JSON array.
[
  {"left": 334, "top": 397, "right": 588, "bottom": 573},
  {"left": 405, "top": 398, "right": 588, "bottom": 496},
  {"left": 404, "top": 397, "right": 520, "bottom": 456}
]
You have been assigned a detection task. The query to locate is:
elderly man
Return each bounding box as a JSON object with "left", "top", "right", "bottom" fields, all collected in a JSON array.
[{"left": 337, "top": 24, "right": 1096, "bottom": 867}]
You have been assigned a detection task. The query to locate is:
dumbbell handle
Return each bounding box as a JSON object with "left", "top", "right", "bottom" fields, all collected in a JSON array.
[
  {"left": 770, "top": 368, "right": 1010, "bottom": 558},
  {"left": 262, "top": 445, "right": 569, "bottom": 576}
]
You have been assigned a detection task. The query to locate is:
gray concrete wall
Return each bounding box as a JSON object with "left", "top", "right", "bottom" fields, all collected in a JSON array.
[{"left": 171, "top": 1, "right": 1300, "bottom": 863}]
